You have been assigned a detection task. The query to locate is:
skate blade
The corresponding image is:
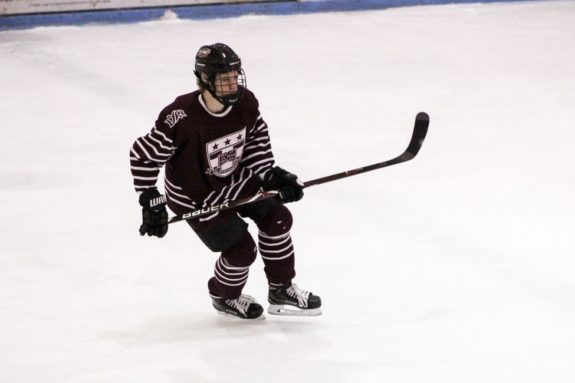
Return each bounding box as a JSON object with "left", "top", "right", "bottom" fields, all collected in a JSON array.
[
  {"left": 216, "top": 310, "right": 266, "bottom": 320},
  {"left": 268, "top": 304, "right": 322, "bottom": 317}
]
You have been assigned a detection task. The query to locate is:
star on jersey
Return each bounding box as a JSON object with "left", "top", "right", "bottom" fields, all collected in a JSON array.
[{"left": 205, "top": 128, "right": 247, "bottom": 177}]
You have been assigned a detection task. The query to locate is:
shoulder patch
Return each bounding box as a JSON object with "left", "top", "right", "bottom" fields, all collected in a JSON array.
[{"left": 164, "top": 109, "right": 187, "bottom": 128}]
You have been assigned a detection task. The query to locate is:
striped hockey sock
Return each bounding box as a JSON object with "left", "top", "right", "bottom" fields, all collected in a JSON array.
[
  {"left": 258, "top": 231, "right": 296, "bottom": 284},
  {"left": 209, "top": 257, "right": 250, "bottom": 299}
]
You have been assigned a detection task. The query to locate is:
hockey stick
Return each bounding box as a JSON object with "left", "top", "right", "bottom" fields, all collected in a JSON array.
[{"left": 168, "top": 112, "right": 429, "bottom": 224}]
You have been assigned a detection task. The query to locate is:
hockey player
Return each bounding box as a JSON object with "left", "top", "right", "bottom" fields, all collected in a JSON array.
[{"left": 129, "top": 43, "right": 321, "bottom": 319}]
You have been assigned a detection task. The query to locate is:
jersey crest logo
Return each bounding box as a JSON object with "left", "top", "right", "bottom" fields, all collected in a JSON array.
[
  {"left": 164, "top": 109, "right": 187, "bottom": 128},
  {"left": 205, "top": 128, "right": 246, "bottom": 177}
]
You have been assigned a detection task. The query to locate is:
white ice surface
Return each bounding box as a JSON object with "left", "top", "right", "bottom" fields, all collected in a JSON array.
[{"left": 1, "top": 1, "right": 575, "bottom": 382}]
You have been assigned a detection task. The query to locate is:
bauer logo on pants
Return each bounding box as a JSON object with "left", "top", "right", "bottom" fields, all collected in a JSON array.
[{"left": 205, "top": 128, "right": 246, "bottom": 177}]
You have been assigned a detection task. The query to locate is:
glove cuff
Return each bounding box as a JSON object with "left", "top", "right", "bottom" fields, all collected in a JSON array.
[{"left": 139, "top": 188, "right": 167, "bottom": 210}]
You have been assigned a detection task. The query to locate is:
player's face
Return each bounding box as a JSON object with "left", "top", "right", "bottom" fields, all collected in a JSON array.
[{"left": 214, "top": 70, "right": 239, "bottom": 97}]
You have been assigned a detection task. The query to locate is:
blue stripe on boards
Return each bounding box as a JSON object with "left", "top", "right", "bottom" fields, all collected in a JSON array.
[{"left": 0, "top": 0, "right": 537, "bottom": 31}]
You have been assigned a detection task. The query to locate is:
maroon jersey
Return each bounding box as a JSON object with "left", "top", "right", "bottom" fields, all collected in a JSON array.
[{"left": 130, "top": 87, "right": 275, "bottom": 222}]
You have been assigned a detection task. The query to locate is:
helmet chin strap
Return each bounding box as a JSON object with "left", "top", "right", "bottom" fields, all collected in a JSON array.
[{"left": 206, "top": 82, "right": 239, "bottom": 107}]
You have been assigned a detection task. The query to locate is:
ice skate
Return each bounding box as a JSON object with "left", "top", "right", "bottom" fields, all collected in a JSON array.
[
  {"left": 268, "top": 283, "right": 322, "bottom": 316},
  {"left": 211, "top": 294, "right": 264, "bottom": 319}
]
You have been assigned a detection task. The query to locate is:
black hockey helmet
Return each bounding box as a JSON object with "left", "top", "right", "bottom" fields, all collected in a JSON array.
[{"left": 194, "top": 43, "right": 246, "bottom": 107}]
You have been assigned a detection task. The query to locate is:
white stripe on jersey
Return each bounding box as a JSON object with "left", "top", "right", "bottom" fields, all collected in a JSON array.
[
  {"left": 244, "top": 158, "right": 274, "bottom": 171},
  {"left": 165, "top": 191, "right": 196, "bottom": 210},
  {"left": 135, "top": 140, "right": 170, "bottom": 163},
  {"left": 201, "top": 190, "right": 217, "bottom": 209},
  {"left": 241, "top": 148, "right": 272, "bottom": 163},
  {"left": 244, "top": 141, "right": 271, "bottom": 150},
  {"left": 165, "top": 177, "right": 183, "bottom": 191},
  {"left": 165, "top": 183, "right": 190, "bottom": 200},
  {"left": 253, "top": 165, "right": 272, "bottom": 177},
  {"left": 147, "top": 133, "right": 173, "bottom": 150},
  {"left": 223, "top": 168, "right": 251, "bottom": 200},
  {"left": 151, "top": 127, "right": 173, "bottom": 144},
  {"left": 254, "top": 122, "right": 267, "bottom": 132},
  {"left": 229, "top": 174, "right": 253, "bottom": 202},
  {"left": 140, "top": 136, "right": 172, "bottom": 158}
]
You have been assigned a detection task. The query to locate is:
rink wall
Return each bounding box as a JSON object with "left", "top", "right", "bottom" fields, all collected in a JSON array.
[{"left": 0, "top": 0, "right": 536, "bottom": 30}]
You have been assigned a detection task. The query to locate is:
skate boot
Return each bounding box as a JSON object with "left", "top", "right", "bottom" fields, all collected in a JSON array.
[
  {"left": 268, "top": 283, "right": 322, "bottom": 316},
  {"left": 211, "top": 294, "right": 264, "bottom": 319}
]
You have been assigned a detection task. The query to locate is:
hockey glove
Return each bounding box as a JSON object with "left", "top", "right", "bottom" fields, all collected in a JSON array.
[
  {"left": 138, "top": 188, "right": 168, "bottom": 238},
  {"left": 262, "top": 166, "right": 304, "bottom": 203}
]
